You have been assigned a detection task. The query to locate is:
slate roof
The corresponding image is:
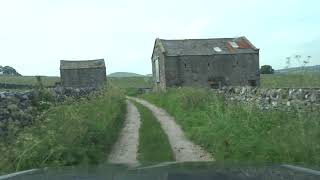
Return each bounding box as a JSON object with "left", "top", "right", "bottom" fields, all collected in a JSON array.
[
  {"left": 60, "top": 59, "right": 105, "bottom": 70},
  {"left": 157, "top": 36, "right": 258, "bottom": 56}
]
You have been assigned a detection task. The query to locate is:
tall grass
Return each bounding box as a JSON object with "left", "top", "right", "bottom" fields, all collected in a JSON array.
[
  {"left": 0, "top": 87, "right": 126, "bottom": 174},
  {"left": 141, "top": 88, "right": 320, "bottom": 167},
  {"left": 133, "top": 102, "right": 174, "bottom": 163}
]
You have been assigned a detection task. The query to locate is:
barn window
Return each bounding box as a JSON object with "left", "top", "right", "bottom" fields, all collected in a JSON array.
[
  {"left": 154, "top": 57, "right": 160, "bottom": 83},
  {"left": 232, "top": 55, "right": 238, "bottom": 67}
]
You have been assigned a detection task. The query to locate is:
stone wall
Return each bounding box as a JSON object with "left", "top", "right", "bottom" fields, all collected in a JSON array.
[
  {"left": 215, "top": 87, "right": 320, "bottom": 112},
  {"left": 53, "top": 86, "right": 97, "bottom": 102},
  {"left": 0, "top": 87, "right": 97, "bottom": 137},
  {"left": 0, "top": 91, "right": 35, "bottom": 136},
  {"left": 0, "top": 83, "right": 34, "bottom": 89}
]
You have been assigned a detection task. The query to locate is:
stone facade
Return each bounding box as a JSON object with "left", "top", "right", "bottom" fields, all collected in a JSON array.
[
  {"left": 151, "top": 37, "right": 260, "bottom": 91},
  {"left": 60, "top": 59, "right": 106, "bottom": 88}
]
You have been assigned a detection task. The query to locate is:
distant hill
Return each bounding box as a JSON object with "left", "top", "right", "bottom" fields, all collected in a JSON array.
[
  {"left": 275, "top": 65, "right": 320, "bottom": 74},
  {"left": 108, "top": 72, "right": 144, "bottom": 77}
]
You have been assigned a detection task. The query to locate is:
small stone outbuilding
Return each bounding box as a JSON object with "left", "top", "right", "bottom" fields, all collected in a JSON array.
[
  {"left": 60, "top": 59, "right": 106, "bottom": 88},
  {"left": 151, "top": 36, "right": 260, "bottom": 91}
]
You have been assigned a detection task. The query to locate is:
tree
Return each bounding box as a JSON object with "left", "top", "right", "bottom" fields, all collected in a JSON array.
[
  {"left": 284, "top": 55, "right": 312, "bottom": 68},
  {"left": 294, "top": 54, "right": 302, "bottom": 65},
  {"left": 302, "top": 56, "right": 311, "bottom": 67},
  {"left": 0, "top": 66, "right": 21, "bottom": 76},
  {"left": 302, "top": 55, "right": 312, "bottom": 74},
  {"left": 260, "top": 65, "right": 274, "bottom": 74},
  {"left": 285, "top": 57, "right": 291, "bottom": 69}
]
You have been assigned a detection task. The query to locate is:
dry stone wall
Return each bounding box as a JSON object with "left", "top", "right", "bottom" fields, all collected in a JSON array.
[
  {"left": 0, "top": 91, "right": 35, "bottom": 136},
  {"left": 0, "top": 87, "right": 97, "bottom": 137},
  {"left": 215, "top": 87, "right": 320, "bottom": 112}
]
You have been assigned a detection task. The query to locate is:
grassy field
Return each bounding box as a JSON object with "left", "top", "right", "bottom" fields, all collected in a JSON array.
[
  {"left": 0, "top": 75, "right": 60, "bottom": 87},
  {"left": 0, "top": 76, "right": 151, "bottom": 88},
  {"left": 108, "top": 77, "right": 152, "bottom": 96},
  {"left": 0, "top": 87, "right": 126, "bottom": 174},
  {"left": 107, "top": 73, "right": 320, "bottom": 89},
  {"left": 261, "top": 73, "right": 320, "bottom": 88},
  {"left": 141, "top": 88, "right": 320, "bottom": 167},
  {"left": 107, "top": 77, "right": 152, "bottom": 88},
  {"left": 133, "top": 101, "right": 174, "bottom": 163},
  {"left": 1, "top": 72, "right": 319, "bottom": 90}
]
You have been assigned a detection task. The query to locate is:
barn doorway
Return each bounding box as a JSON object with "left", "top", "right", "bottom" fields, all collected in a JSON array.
[
  {"left": 154, "top": 58, "right": 160, "bottom": 83},
  {"left": 209, "top": 81, "right": 222, "bottom": 89}
]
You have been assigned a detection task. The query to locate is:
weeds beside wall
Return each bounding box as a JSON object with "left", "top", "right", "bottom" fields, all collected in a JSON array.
[
  {"left": 141, "top": 88, "right": 320, "bottom": 167},
  {"left": 0, "top": 87, "right": 126, "bottom": 174}
]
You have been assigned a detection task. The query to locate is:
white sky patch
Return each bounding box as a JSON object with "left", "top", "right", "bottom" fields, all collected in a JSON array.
[{"left": 0, "top": 0, "right": 319, "bottom": 75}]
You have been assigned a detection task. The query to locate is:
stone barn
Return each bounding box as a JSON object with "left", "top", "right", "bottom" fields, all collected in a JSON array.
[
  {"left": 151, "top": 36, "right": 260, "bottom": 91},
  {"left": 60, "top": 59, "right": 106, "bottom": 88}
]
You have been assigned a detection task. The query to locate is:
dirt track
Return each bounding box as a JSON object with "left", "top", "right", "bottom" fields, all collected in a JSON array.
[
  {"left": 108, "top": 100, "right": 141, "bottom": 165},
  {"left": 128, "top": 97, "right": 213, "bottom": 162}
]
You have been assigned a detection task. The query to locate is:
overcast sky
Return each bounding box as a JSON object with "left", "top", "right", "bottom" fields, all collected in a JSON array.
[{"left": 0, "top": 0, "right": 319, "bottom": 76}]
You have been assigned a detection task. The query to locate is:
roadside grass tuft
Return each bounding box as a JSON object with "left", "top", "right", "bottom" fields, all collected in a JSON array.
[
  {"left": 133, "top": 101, "right": 174, "bottom": 163},
  {"left": 0, "top": 87, "right": 126, "bottom": 174},
  {"left": 141, "top": 88, "right": 320, "bottom": 167}
]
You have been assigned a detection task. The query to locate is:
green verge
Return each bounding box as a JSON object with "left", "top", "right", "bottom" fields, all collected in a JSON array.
[
  {"left": 141, "top": 88, "right": 320, "bottom": 167},
  {"left": 133, "top": 101, "right": 174, "bottom": 163},
  {"left": 0, "top": 87, "right": 126, "bottom": 174}
]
